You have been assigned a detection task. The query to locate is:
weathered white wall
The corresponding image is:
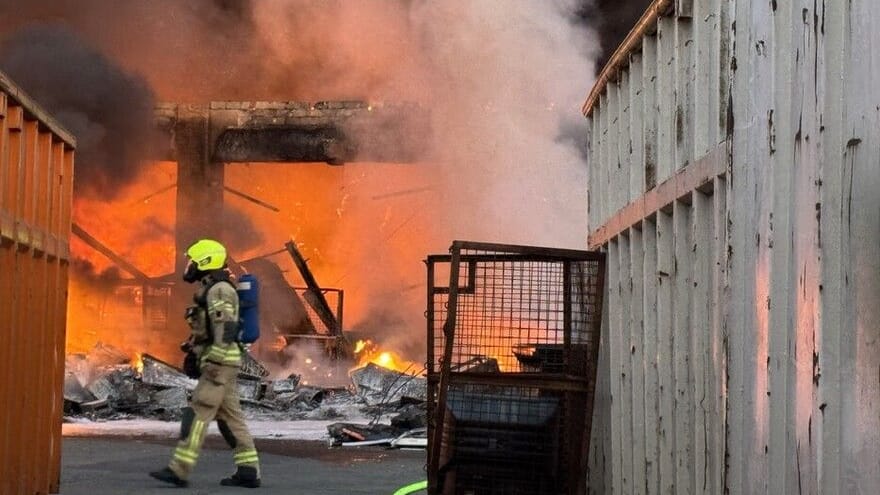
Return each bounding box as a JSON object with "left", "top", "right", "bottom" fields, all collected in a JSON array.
[{"left": 584, "top": 0, "right": 880, "bottom": 493}]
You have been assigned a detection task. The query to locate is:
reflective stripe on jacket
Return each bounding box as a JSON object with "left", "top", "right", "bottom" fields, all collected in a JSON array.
[{"left": 191, "top": 274, "right": 241, "bottom": 367}]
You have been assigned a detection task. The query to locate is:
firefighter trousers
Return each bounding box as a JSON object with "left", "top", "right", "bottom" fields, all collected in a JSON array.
[{"left": 167, "top": 362, "right": 260, "bottom": 480}]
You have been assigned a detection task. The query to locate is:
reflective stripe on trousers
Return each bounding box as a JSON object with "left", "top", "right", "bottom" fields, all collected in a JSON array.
[
  {"left": 172, "top": 419, "right": 207, "bottom": 466},
  {"left": 233, "top": 448, "right": 259, "bottom": 466}
]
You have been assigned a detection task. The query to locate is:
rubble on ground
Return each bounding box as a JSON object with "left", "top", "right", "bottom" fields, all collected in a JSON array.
[
  {"left": 326, "top": 422, "right": 428, "bottom": 448},
  {"left": 350, "top": 362, "right": 427, "bottom": 406},
  {"left": 63, "top": 343, "right": 428, "bottom": 448}
]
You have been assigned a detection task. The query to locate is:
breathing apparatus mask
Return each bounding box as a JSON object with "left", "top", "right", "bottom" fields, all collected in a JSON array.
[{"left": 182, "top": 260, "right": 202, "bottom": 283}]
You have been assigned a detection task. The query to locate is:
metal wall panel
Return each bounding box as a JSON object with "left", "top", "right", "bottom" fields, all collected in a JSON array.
[
  {"left": 0, "top": 70, "right": 75, "bottom": 495},
  {"left": 583, "top": 0, "right": 880, "bottom": 493}
]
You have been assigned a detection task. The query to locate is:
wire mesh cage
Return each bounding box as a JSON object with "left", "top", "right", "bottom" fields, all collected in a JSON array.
[
  {"left": 291, "top": 287, "right": 343, "bottom": 336},
  {"left": 426, "top": 241, "right": 605, "bottom": 495}
]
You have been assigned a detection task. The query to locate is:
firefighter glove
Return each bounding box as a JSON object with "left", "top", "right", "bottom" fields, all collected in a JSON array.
[{"left": 182, "top": 351, "right": 201, "bottom": 379}]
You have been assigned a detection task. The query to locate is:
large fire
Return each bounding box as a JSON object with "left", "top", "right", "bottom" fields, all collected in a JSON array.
[{"left": 66, "top": 159, "right": 433, "bottom": 373}]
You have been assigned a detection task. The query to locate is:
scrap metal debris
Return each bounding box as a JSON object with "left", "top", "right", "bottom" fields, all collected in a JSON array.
[
  {"left": 326, "top": 423, "right": 428, "bottom": 449},
  {"left": 350, "top": 363, "right": 427, "bottom": 406},
  {"left": 63, "top": 342, "right": 427, "bottom": 449},
  {"left": 140, "top": 354, "right": 197, "bottom": 390}
]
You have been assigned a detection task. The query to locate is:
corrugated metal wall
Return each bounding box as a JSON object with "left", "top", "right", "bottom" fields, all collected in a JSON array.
[
  {"left": 584, "top": 0, "right": 880, "bottom": 493},
  {"left": 0, "top": 71, "right": 75, "bottom": 495}
]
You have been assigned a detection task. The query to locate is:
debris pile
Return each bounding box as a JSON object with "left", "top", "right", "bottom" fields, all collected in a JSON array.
[
  {"left": 324, "top": 363, "right": 429, "bottom": 448},
  {"left": 350, "top": 363, "right": 427, "bottom": 406},
  {"left": 64, "top": 343, "right": 427, "bottom": 448}
]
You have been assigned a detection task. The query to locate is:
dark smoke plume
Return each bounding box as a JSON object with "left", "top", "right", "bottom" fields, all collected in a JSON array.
[
  {"left": 131, "top": 216, "right": 174, "bottom": 242},
  {"left": 577, "top": 0, "right": 653, "bottom": 73},
  {"left": 556, "top": 116, "right": 590, "bottom": 164},
  {"left": 0, "top": 25, "right": 157, "bottom": 199},
  {"left": 222, "top": 205, "right": 267, "bottom": 254},
  {"left": 70, "top": 258, "right": 124, "bottom": 286}
]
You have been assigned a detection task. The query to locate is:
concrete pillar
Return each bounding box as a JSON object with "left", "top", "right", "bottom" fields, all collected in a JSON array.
[
  {"left": 171, "top": 106, "right": 225, "bottom": 337},
  {"left": 174, "top": 106, "right": 225, "bottom": 262}
]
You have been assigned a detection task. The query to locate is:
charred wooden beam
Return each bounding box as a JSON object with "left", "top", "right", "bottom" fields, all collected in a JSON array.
[
  {"left": 224, "top": 186, "right": 280, "bottom": 212},
  {"left": 237, "top": 247, "right": 287, "bottom": 264},
  {"left": 71, "top": 223, "right": 151, "bottom": 282},
  {"left": 129, "top": 183, "right": 176, "bottom": 206},
  {"left": 285, "top": 240, "right": 341, "bottom": 337}
]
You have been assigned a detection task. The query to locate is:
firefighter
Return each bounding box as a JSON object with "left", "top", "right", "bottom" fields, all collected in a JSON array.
[{"left": 149, "top": 239, "right": 261, "bottom": 488}]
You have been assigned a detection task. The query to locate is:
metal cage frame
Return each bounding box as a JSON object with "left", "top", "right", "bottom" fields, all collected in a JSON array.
[{"left": 426, "top": 241, "right": 605, "bottom": 495}]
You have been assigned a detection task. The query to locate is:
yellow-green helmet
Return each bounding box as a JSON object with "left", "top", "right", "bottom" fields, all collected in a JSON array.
[{"left": 186, "top": 239, "right": 227, "bottom": 270}]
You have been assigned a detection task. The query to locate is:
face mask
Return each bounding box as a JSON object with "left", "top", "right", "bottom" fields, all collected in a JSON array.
[{"left": 182, "top": 260, "right": 201, "bottom": 283}]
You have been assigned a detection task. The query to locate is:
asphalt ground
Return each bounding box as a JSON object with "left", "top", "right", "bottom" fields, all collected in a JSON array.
[{"left": 61, "top": 436, "right": 426, "bottom": 495}]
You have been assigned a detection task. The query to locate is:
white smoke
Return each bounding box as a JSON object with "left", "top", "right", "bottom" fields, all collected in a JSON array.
[
  {"left": 247, "top": 0, "right": 601, "bottom": 355},
  {"left": 248, "top": 0, "right": 598, "bottom": 247},
  {"left": 405, "top": 0, "right": 599, "bottom": 248}
]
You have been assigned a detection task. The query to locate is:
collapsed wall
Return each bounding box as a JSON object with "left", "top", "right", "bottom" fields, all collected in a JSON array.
[{"left": 584, "top": 0, "right": 880, "bottom": 493}]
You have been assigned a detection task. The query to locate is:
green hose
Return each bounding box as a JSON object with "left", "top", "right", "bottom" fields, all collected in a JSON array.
[{"left": 392, "top": 480, "right": 428, "bottom": 495}]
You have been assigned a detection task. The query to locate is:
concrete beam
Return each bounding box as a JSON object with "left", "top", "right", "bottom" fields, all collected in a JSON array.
[
  {"left": 155, "top": 101, "right": 427, "bottom": 164},
  {"left": 156, "top": 100, "right": 428, "bottom": 340}
]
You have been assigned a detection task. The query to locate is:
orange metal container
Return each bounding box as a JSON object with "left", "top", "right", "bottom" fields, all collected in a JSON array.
[{"left": 0, "top": 70, "right": 75, "bottom": 495}]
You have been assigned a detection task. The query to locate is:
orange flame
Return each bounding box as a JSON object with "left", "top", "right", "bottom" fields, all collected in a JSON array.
[
  {"left": 66, "top": 159, "right": 431, "bottom": 368},
  {"left": 351, "top": 339, "right": 420, "bottom": 373},
  {"left": 131, "top": 353, "right": 144, "bottom": 374}
]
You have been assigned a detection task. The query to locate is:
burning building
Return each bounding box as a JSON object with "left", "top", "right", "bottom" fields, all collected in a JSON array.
[
  {"left": 584, "top": 0, "right": 880, "bottom": 493},
  {"left": 0, "top": 2, "right": 604, "bottom": 490},
  {"left": 66, "top": 99, "right": 428, "bottom": 371},
  {"left": 0, "top": 2, "right": 599, "bottom": 384}
]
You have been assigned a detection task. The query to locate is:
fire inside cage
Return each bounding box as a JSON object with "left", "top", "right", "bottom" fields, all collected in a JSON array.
[{"left": 426, "top": 241, "right": 605, "bottom": 495}]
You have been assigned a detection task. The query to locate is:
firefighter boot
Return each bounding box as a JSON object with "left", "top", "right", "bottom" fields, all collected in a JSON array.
[
  {"left": 149, "top": 467, "right": 188, "bottom": 487},
  {"left": 220, "top": 465, "right": 261, "bottom": 488}
]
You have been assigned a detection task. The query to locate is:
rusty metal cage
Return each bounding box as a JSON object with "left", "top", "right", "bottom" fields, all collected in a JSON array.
[{"left": 426, "top": 241, "right": 605, "bottom": 495}]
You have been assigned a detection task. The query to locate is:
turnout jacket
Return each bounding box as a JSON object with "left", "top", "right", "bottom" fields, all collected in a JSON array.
[{"left": 187, "top": 272, "right": 242, "bottom": 367}]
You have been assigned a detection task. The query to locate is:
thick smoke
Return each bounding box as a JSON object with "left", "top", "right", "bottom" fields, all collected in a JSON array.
[
  {"left": 405, "top": 1, "right": 598, "bottom": 248},
  {"left": 0, "top": 0, "right": 615, "bottom": 365},
  {"left": 221, "top": 205, "right": 267, "bottom": 254},
  {"left": 312, "top": 1, "right": 602, "bottom": 357},
  {"left": 576, "top": 0, "right": 654, "bottom": 72},
  {"left": 0, "top": 25, "right": 158, "bottom": 199}
]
